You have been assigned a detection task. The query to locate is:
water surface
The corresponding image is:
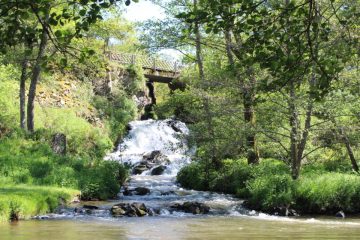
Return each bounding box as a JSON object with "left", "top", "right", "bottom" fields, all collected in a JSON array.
[{"left": 2, "top": 216, "right": 360, "bottom": 240}]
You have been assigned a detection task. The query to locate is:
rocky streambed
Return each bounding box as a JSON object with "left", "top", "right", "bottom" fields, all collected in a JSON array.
[{"left": 34, "top": 119, "right": 246, "bottom": 220}]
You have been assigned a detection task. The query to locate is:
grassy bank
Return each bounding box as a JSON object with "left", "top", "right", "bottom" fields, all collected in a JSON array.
[
  {"left": 177, "top": 159, "right": 360, "bottom": 215},
  {"left": 0, "top": 61, "right": 137, "bottom": 221},
  {"left": 0, "top": 185, "right": 79, "bottom": 221}
]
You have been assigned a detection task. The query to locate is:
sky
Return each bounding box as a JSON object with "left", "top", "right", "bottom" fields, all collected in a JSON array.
[
  {"left": 123, "top": 1, "right": 165, "bottom": 23},
  {"left": 122, "top": 1, "right": 182, "bottom": 61}
]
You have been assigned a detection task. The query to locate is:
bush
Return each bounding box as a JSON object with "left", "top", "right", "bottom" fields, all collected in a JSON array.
[
  {"left": 177, "top": 162, "right": 208, "bottom": 191},
  {"left": 209, "top": 159, "right": 252, "bottom": 196},
  {"left": 246, "top": 174, "right": 295, "bottom": 211},
  {"left": 0, "top": 185, "right": 79, "bottom": 221},
  {"left": 296, "top": 173, "right": 360, "bottom": 213},
  {"left": 79, "top": 161, "right": 128, "bottom": 200},
  {"left": 0, "top": 137, "right": 128, "bottom": 201},
  {"left": 177, "top": 159, "right": 253, "bottom": 195}
]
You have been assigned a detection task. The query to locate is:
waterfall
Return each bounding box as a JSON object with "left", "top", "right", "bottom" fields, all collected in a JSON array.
[
  {"left": 105, "top": 119, "right": 193, "bottom": 176},
  {"left": 104, "top": 119, "right": 245, "bottom": 216}
]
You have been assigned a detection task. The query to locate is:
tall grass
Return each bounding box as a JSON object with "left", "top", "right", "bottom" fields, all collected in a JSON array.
[{"left": 0, "top": 185, "right": 79, "bottom": 221}]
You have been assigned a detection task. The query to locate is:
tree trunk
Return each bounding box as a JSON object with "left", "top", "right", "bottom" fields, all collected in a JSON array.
[
  {"left": 194, "top": 0, "right": 204, "bottom": 82},
  {"left": 224, "top": 30, "right": 234, "bottom": 67},
  {"left": 243, "top": 68, "right": 259, "bottom": 164},
  {"left": 231, "top": 35, "right": 260, "bottom": 165},
  {"left": 27, "top": 20, "right": 48, "bottom": 132},
  {"left": 20, "top": 48, "right": 30, "bottom": 129},
  {"left": 339, "top": 127, "right": 359, "bottom": 172},
  {"left": 289, "top": 81, "right": 300, "bottom": 179}
]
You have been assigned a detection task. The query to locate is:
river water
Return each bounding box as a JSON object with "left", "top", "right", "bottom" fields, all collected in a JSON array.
[{"left": 1, "top": 119, "right": 360, "bottom": 239}]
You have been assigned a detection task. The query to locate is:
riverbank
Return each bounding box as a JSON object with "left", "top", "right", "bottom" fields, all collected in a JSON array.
[
  {"left": 177, "top": 159, "right": 360, "bottom": 216},
  {"left": 0, "top": 185, "right": 79, "bottom": 221}
]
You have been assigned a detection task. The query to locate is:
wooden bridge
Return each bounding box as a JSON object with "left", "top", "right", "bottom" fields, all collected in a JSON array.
[{"left": 106, "top": 52, "right": 181, "bottom": 83}]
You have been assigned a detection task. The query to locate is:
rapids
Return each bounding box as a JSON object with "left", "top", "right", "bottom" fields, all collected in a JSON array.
[{"left": 105, "top": 119, "right": 245, "bottom": 216}]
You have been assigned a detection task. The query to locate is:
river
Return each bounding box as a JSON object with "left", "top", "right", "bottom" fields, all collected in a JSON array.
[{"left": 2, "top": 119, "right": 360, "bottom": 239}]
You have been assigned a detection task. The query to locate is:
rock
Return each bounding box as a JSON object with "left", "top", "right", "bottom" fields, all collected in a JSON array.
[
  {"left": 51, "top": 133, "right": 66, "bottom": 155},
  {"left": 111, "top": 205, "right": 126, "bottom": 216},
  {"left": 111, "top": 203, "right": 151, "bottom": 217},
  {"left": 287, "top": 209, "right": 299, "bottom": 217},
  {"left": 170, "top": 202, "right": 210, "bottom": 214},
  {"left": 167, "top": 120, "right": 182, "bottom": 133},
  {"left": 83, "top": 205, "right": 99, "bottom": 210},
  {"left": 271, "top": 207, "right": 298, "bottom": 217},
  {"left": 335, "top": 211, "right": 345, "bottom": 218},
  {"left": 160, "top": 191, "right": 176, "bottom": 196},
  {"left": 143, "top": 150, "right": 161, "bottom": 161},
  {"left": 134, "top": 187, "right": 150, "bottom": 195},
  {"left": 123, "top": 188, "right": 133, "bottom": 196},
  {"left": 143, "top": 151, "right": 170, "bottom": 166},
  {"left": 132, "top": 164, "right": 149, "bottom": 175},
  {"left": 151, "top": 165, "right": 167, "bottom": 175}
]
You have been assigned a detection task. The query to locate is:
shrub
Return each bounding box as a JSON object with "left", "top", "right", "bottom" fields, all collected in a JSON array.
[
  {"left": 79, "top": 161, "right": 128, "bottom": 200},
  {"left": 295, "top": 173, "right": 360, "bottom": 213},
  {"left": 210, "top": 159, "right": 252, "bottom": 196},
  {"left": 177, "top": 162, "right": 208, "bottom": 191},
  {"left": 246, "top": 174, "right": 295, "bottom": 211},
  {"left": 0, "top": 185, "right": 79, "bottom": 221}
]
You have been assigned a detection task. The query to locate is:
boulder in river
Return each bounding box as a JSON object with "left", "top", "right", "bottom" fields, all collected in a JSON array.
[
  {"left": 335, "top": 211, "right": 345, "bottom": 218},
  {"left": 143, "top": 151, "right": 170, "bottom": 165},
  {"left": 132, "top": 164, "right": 149, "bottom": 175},
  {"left": 271, "top": 207, "right": 298, "bottom": 217},
  {"left": 134, "top": 187, "right": 150, "bottom": 195},
  {"left": 151, "top": 165, "right": 167, "bottom": 175},
  {"left": 111, "top": 203, "right": 151, "bottom": 217},
  {"left": 123, "top": 187, "right": 150, "bottom": 196},
  {"left": 82, "top": 205, "right": 99, "bottom": 210},
  {"left": 170, "top": 202, "right": 210, "bottom": 214}
]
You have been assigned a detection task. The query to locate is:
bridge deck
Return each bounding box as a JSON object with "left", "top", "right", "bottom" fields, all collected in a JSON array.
[{"left": 107, "top": 52, "right": 181, "bottom": 83}]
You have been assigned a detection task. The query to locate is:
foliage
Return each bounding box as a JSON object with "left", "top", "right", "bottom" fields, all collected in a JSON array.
[
  {"left": 177, "top": 162, "right": 208, "bottom": 191},
  {"left": 0, "top": 185, "right": 79, "bottom": 221},
  {"left": 93, "top": 91, "right": 138, "bottom": 142},
  {"left": 79, "top": 161, "right": 128, "bottom": 200},
  {"left": 246, "top": 174, "right": 295, "bottom": 211},
  {"left": 178, "top": 158, "right": 360, "bottom": 214},
  {"left": 0, "top": 136, "right": 128, "bottom": 203},
  {"left": 296, "top": 173, "right": 360, "bottom": 213}
]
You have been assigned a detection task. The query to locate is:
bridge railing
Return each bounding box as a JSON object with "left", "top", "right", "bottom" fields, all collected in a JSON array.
[{"left": 106, "top": 52, "right": 182, "bottom": 74}]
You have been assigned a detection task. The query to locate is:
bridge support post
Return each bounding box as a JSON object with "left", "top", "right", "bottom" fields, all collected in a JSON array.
[{"left": 146, "top": 80, "right": 156, "bottom": 105}]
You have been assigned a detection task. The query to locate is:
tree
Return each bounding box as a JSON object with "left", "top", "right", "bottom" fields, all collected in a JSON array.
[
  {"left": 0, "top": 0, "right": 136, "bottom": 132},
  {"left": 177, "top": 0, "right": 358, "bottom": 178}
]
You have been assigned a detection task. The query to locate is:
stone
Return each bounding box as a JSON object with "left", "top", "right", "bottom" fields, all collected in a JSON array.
[
  {"left": 51, "top": 133, "right": 67, "bottom": 155},
  {"left": 123, "top": 188, "right": 133, "bottom": 196},
  {"left": 160, "top": 191, "right": 176, "bottom": 196},
  {"left": 134, "top": 187, "right": 150, "bottom": 195},
  {"left": 143, "top": 150, "right": 161, "bottom": 161},
  {"left": 111, "top": 202, "right": 151, "bottom": 217},
  {"left": 170, "top": 202, "right": 210, "bottom": 214},
  {"left": 132, "top": 164, "right": 149, "bottom": 175},
  {"left": 83, "top": 205, "right": 99, "bottom": 210},
  {"left": 151, "top": 165, "right": 167, "bottom": 175},
  {"left": 143, "top": 151, "right": 170, "bottom": 166},
  {"left": 166, "top": 120, "right": 182, "bottom": 133},
  {"left": 335, "top": 211, "right": 345, "bottom": 218},
  {"left": 271, "top": 207, "right": 298, "bottom": 217},
  {"left": 111, "top": 205, "right": 126, "bottom": 216}
]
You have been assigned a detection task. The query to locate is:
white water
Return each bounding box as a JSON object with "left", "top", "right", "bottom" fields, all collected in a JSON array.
[
  {"left": 105, "top": 119, "right": 192, "bottom": 175},
  {"left": 104, "top": 119, "right": 245, "bottom": 216}
]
